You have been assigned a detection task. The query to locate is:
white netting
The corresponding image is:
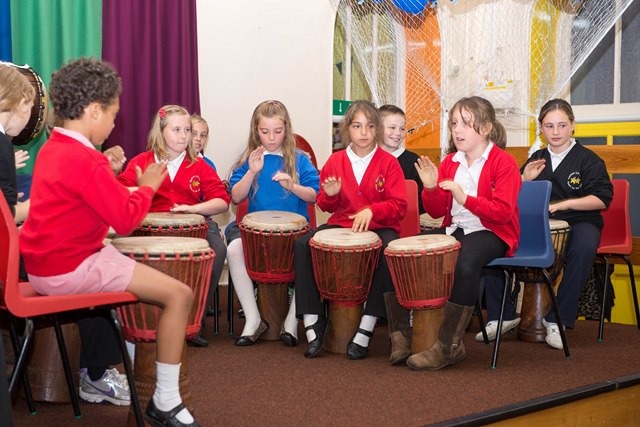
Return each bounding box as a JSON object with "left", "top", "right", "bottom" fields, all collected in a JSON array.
[{"left": 336, "top": 0, "right": 634, "bottom": 153}]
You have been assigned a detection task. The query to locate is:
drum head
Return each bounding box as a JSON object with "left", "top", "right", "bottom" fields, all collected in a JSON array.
[
  {"left": 140, "top": 212, "right": 206, "bottom": 227},
  {"left": 419, "top": 213, "right": 443, "bottom": 229},
  {"left": 311, "top": 228, "right": 380, "bottom": 247},
  {"left": 111, "top": 236, "right": 210, "bottom": 254},
  {"left": 387, "top": 234, "right": 458, "bottom": 251},
  {"left": 241, "top": 210, "right": 308, "bottom": 232},
  {"left": 549, "top": 219, "right": 570, "bottom": 231}
]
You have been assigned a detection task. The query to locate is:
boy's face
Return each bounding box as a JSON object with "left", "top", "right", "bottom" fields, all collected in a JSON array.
[
  {"left": 380, "top": 113, "right": 406, "bottom": 152},
  {"left": 93, "top": 98, "right": 119, "bottom": 146}
]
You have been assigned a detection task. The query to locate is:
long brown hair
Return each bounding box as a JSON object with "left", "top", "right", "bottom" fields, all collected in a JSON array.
[{"left": 446, "top": 96, "right": 506, "bottom": 154}]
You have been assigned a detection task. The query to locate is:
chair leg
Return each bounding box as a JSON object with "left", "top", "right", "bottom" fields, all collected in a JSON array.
[
  {"left": 108, "top": 308, "right": 144, "bottom": 427},
  {"left": 491, "top": 271, "right": 511, "bottom": 369},
  {"left": 597, "top": 256, "right": 610, "bottom": 342},
  {"left": 474, "top": 303, "right": 489, "bottom": 345},
  {"left": 213, "top": 285, "right": 220, "bottom": 335},
  {"left": 543, "top": 270, "right": 571, "bottom": 359},
  {"left": 9, "top": 318, "right": 34, "bottom": 397},
  {"left": 52, "top": 318, "right": 81, "bottom": 418},
  {"left": 8, "top": 318, "right": 36, "bottom": 414},
  {"left": 622, "top": 255, "right": 640, "bottom": 331},
  {"left": 228, "top": 277, "right": 234, "bottom": 335}
]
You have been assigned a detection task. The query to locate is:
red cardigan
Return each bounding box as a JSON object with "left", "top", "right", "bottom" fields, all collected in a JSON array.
[
  {"left": 421, "top": 146, "right": 521, "bottom": 256},
  {"left": 318, "top": 147, "right": 407, "bottom": 233},
  {"left": 20, "top": 130, "right": 155, "bottom": 276}
]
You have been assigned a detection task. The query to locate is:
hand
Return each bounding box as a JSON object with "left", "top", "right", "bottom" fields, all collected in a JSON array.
[
  {"left": 104, "top": 145, "right": 126, "bottom": 174},
  {"left": 549, "top": 200, "right": 569, "bottom": 214},
  {"left": 321, "top": 176, "right": 341, "bottom": 196},
  {"left": 348, "top": 208, "right": 373, "bottom": 232},
  {"left": 170, "top": 203, "right": 197, "bottom": 214},
  {"left": 438, "top": 180, "right": 467, "bottom": 206},
  {"left": 522, "top": 159, "right": 545, "bottom": 181},
  {"left": 14, "top": 150, "right": 29, "bottom": 169},
  {"left": 248, "top": 147, "right": 265, "bottom": 174},
  {"left": 272, "top": 171, "right": 294, "bottom": 191},
  {"left": 135, "top": 163, "right": 167, "bottom": 192},
  {"left": 415, "top": 155, "right": 438, "bottom": 189}
]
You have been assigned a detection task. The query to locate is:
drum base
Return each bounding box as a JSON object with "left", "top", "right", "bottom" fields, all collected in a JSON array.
[
  {"left": 24, "top": 323, "right": 81, "bottom": 403},
  {"left": 411, "top": 308, "right": 443, "bottom": 354},
  {"left": 518, "top": 283, "right": 552, "bottom": 343},
  {"left": 256, "top": 283, "right": 290, "bottom": 341},
  {"left": 324, "top": 303, "right": 362, "bottom": 354},
  {"left": 127, "top": 342, "right": 193, "bottom": 426}
]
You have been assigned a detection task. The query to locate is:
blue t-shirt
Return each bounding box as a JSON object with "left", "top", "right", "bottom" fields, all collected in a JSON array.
[{"left": 229, "top": 151, "right": 319, "bottom": 221}]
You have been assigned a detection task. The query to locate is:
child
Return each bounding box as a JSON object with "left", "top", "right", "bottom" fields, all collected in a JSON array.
[
  {"left": 225, "top": 99, "right": 319, "bottom": 346},
  {"left": 0, "top": 63, "right": 34, "bottom": 221},
  {"left": 406, "top": 95, "right": 521, "bottom": 370},
  {"left": 480, "top": 98, "right": 612, "bottom": 350},
  {"left": 294, "top": 100, "right": 408, "bottom": 359},
  {"left": 118, "top": 105, "right": 230, "bottom": 348},
  {"left": 378, "top": 104, "right": 424, "bottom": 213},
  {"left": 19, "top": 58, "right": 201, "bottom": 426},
  {"left": 191, "top": 114, "right": 217, "bottom": 170}
]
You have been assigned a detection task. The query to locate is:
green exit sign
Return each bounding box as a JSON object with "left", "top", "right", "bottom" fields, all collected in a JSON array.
[{"left": 332, "top": 99, "right": 351, "bottom": 116}]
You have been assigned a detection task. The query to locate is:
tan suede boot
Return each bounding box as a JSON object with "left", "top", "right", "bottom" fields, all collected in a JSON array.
[
  {"left": 406, "top": 301, "right": 474, "bottom": 370},
  {"left": 384, "top": 292, "right": 411, "bottom": 365}
]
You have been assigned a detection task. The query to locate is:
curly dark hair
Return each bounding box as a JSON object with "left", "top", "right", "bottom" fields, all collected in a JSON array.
[{"left": 49, "top": 57, "right": 121, "bottom": 120}]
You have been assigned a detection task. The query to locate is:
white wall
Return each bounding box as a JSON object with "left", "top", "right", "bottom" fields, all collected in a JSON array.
[{"left": 197, "top": 0, "right": 339, "bottom": 225}]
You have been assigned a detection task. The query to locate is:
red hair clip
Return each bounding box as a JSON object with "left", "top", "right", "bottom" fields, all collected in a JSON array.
[{"left": 158, "top": 108, "right": 167, "bottom": 119}]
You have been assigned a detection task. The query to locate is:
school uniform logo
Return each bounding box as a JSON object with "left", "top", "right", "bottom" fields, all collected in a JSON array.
[
  {"left": 189, "top": 175, "right": 201, "bottom": 192},
  {"left": 375, "top": 174, "right": 385, "bottom": 192},
  {"left": 567, "top": 172, "right": 582, "bottom": 190}
]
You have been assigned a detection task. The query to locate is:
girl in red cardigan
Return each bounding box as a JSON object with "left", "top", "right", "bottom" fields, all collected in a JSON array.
[
  {"left": 404, "top": 96, "right": 522, "bottom": 370},
  {"left": 294, "top": 100, "right": 407, "bottom": 360}
]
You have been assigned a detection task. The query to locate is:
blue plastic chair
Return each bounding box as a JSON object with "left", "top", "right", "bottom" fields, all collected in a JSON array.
[{"left": 485, "top": 180, "right": 571, "bottom": 368}]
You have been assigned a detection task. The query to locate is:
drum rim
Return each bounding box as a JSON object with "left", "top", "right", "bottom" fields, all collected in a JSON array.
[{"left": 240, "top": 210, "right": 309, "bottom": 231}]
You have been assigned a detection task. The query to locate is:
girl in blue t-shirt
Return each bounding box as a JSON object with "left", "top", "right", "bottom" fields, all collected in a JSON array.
[{"left": 225, "top": 100, "right": 319, "bottom": 347}]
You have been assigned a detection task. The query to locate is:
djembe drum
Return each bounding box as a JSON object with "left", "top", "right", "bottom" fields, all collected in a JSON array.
[
  {"left": 133, "top": 212, "right": 208, "bottom": 239},
  {"left": 419, "top": 213, "right": 444, "bottom": 232},
  {"left": 111, "top": 236, "right": 213, "bottom": 426},
  {"left": 310, "top": 229, "right": 382, "bottom": 354},
  {"left": 385, "top": 235, "right": 460, "bottom": 353},
  {"left": 239, "top": 210, "right": 310, "bottom": 340},
  {"left": 517, "top": 219, "right": 571, "bottom": 342}
]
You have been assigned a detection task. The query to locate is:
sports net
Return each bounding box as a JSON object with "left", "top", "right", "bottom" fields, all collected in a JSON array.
[{"left": 336, "top": 0, "right": 634, "bottom": 152}]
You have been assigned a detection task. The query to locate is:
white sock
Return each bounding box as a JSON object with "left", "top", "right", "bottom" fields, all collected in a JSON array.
[
  {"left": 283, "top": 293, "right": 298, "bottom": 339},
  {"left": 153, "top": 362, "right": 194, "bottom": 424},
  {"left": 228, "top": 239, "right": 261, "bottom": 336},
  {"left": 303, "top": 314, "right": 319, "bottom": 342},
  {"left": 353, "top": 315, "right": 377, "bottom": 347}
]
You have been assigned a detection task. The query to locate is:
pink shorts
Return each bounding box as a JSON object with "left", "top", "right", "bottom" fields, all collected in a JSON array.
[{"left": 28, "top": 244, "right": 136, "bottom": 296}]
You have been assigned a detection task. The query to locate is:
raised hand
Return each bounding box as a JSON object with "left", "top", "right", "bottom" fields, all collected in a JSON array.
[
  {"left": 321, "top": 176, "right": 342, "bottom": 197},
  {"left": 14, "top": 150, "right": 29, "bottom": 169},
  {"left": 136, "top": 163, "right": 167, "bottom": 192},
  {"left": 272, "top": 171, "right": 294, "bottom": 191},
  {"left": 522, "top": 159, "right": 545, "bottom": 181},
  {"left": 415, "top": 155, "right": 438, "bottom": 189},
  {"left": 104, "top": 145, "right": 126, "bottom": 174},
  {"left": 248, "top": 146, "right": 265, "bottom": 174}
]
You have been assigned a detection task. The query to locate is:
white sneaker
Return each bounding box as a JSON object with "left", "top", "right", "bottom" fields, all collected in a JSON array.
[
  {"left": 79, "top": 368, "right": 131, "bottom": 406},
  {"left": 543, "top": 319, "right": 564, "bottom": 350},
  {"left": 475, "top": 318, "right": 521, "bottom": 342}
]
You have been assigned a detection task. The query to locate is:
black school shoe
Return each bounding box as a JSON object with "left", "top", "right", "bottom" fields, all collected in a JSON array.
[{"left": 145, "top": 399, "right": 201, "bottom": 427}]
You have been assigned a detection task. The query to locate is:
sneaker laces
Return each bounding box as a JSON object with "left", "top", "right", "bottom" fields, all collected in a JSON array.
[{"left": 105, "top": 368, "right": 130, "bottom": 390}]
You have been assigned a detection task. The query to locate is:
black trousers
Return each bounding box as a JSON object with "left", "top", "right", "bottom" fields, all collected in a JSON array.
[{"left": 294, "top": 224, "right": 398, "bottom": 319}]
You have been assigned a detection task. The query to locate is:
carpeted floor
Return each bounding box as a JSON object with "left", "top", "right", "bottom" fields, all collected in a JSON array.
[{"left": 8, "top": 288, "right": 640, "bottom": 427}]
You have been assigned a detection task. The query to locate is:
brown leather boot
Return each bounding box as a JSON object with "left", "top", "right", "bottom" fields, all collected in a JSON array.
[
  {"left": 406, "top": 301, "right": 474, "bottom": 370},
  {"left": 384, "top": 292, "right": 411, "bottom": 365}
]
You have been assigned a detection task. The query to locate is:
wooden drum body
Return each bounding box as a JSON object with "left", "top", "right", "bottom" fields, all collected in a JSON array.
[
  {"left": 310, "top": 229, "right": 382, "bottom": 354},
  {"left": 517, "top": 219, "right": 572, "bottom": 342},
  {"left": 240, "top": 210, "right": 309, "bottom": 340},
  {"left": 133, "top": 212, "right": 208, "bottom": 239},
  {"left": 111, "top": 236, "right": 213, "bottom": 425},
  {"left": 385, "top": 235, "right": 460, "bottom": 353}
]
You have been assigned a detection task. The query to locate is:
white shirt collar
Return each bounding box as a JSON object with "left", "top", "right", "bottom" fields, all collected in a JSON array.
[
  {"left": 452, "top": 141, "right": 494, "bottom": 164},
  {"left": 390, "top": 146, "right": 406, "bottom": 158},
  {"left": 0, "top": 123, "right": 4, "bottom": 134},
  {"left": 346, "top": 144, "right": 377, "bottom": 162}
]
